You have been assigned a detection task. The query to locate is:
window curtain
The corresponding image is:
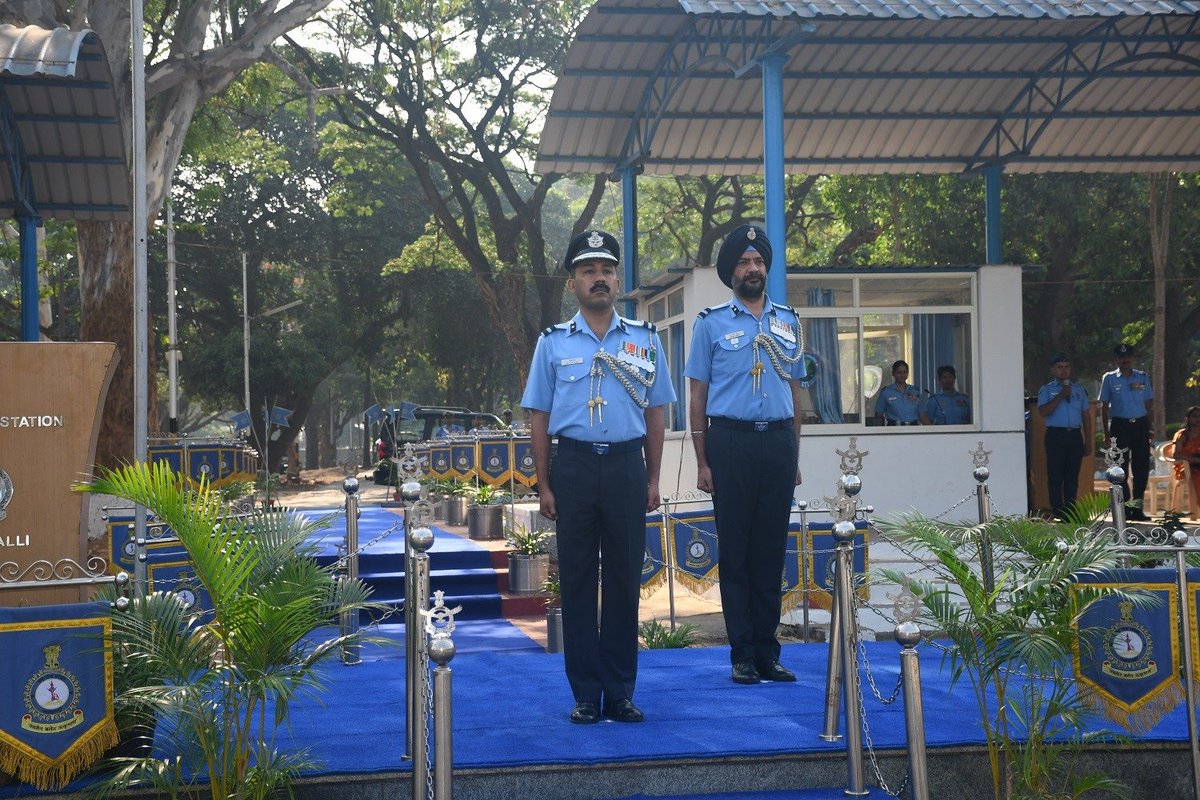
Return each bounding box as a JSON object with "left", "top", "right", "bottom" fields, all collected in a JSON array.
[
  {"left": 912, "top": 313, "right": 955, "bottom": 396},
  {"left": 807, "top": 289, "right": 843, "bottom": 424}
]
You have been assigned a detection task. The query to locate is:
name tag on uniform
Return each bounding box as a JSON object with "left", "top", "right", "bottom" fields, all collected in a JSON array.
[
  {"left": 769, "top": 317, "right": 795, "bottom": 343},
  {"left": 561, "top": 357, "right": 584, "bottom": 366}
]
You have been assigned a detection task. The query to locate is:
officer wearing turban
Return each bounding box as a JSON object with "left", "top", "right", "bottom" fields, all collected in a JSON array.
[
  {"left": 521, "top": 229, "right": 676, "bottom": 724},
  {"left": 683, "top": 223, "right": 807, "bottom": 685}
]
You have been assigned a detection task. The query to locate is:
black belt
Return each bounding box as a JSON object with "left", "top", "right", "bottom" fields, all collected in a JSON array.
[
  {"left": 1047, "top": 426, "right": 1081, "bottom": 431},
  {"left": 709, "top": 416, "right": 792, "bottom": 432},
  {"left": 556, "top": 436, "right": 642, "bottom": 455},
  {"left": 885, "top": 419, "right": 920, "bottom": 427},
  {"left": 1110, "top": 417, "right": 1147, "bottom": 424}
]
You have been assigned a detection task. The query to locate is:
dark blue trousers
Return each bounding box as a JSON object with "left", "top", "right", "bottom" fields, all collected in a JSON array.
[
  {"left": 706, "top": 425, "right": 797, "bottom": 666},
  {"left": 1045, "top": 427, "right": 1084, "bottom": 518},
  {"left": 1109, "top": 416, "right": 1151, "bottom": 504},
  {"left": 550, "top": 440, "right": 646, "bottom": 705}
]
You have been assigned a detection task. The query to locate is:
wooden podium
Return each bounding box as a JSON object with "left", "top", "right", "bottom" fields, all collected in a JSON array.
[{"left": 0, "top": 343, "right": 119, "bottom": 605}]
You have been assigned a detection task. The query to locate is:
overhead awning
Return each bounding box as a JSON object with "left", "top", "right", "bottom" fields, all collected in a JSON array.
[
  {"left": 536, "top": 0, "right": 1200, "bottom": 176},
  {"left": 0, "top": 23, "right": 130, "bottom": 221}
]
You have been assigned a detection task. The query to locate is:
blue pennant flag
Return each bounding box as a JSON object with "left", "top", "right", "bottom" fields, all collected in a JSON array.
[
  {"left": 393, "top": 401, "right": 419, "bottom": 421},
  {"left": 231, "top": 409, "right": 252, "bottom": 431},
  {"left": 270, "top": 406, "right": 293, "bottom": 428},
  {"left": 364, "top": 403, "right": 384, "bottom": 425}
]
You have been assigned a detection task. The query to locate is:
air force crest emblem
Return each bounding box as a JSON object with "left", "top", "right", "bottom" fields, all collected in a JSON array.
[
  {"left": 1103, "top": 600, "right": 1157, "bottom": 680},
  {"left": 23, "top": 645, "right": 84, "bottom": 734}
]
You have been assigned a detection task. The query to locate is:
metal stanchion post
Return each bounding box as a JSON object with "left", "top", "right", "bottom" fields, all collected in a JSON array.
[
  {"left": 402, "top": 477, "right": 423, "bottom": 760},
  {"left": 974, "top": 465, "right": 996, "bottom": 602},
  {"left": 664, "top": 495, "right": 678, "bottom": 632},
  {"left": 896, "top": 621, "right": 929, "bottom": 800},
  {"left": 820, "top": 582, "right": 843, "bottom": 741},
  {"left": 1172, "top": 531, "right": 1200, "bottom": 800},
  {"left": 429, "top": 616, "right": 456, "bottom": 800},
  {"left": 798, "top": 500, "right": 811, "bottom": 641},
  {"left": 833, "top": 514, "right": 868, "bottom": 796},
  {"left": 341, "top": 478, "right": 362, "bottom": 665},
  {"left": 410, "top": 522, "right": 434, "bottom": 800}
]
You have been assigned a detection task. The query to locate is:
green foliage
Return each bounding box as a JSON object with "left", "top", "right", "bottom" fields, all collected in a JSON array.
[
  {"left": 541, "top": 571, "right": 561, "bottom": 609},
  {"left": 214, "top": 480, "right": 255, "bottom": 504},
  {"left": 639, "top": 619, "right": 699, "bottom": 650},
  {"left": 505, "top": 523, "right": 550, "bottom": 555},
  {"left": 78, "top": 462, "right": 385, "bottom": 800},
  {"left": 469, "top": 483, "right": 508, "bottom": 506},
  {"left": 877, "top": 500, "right": 1140, "bottom": 800}
]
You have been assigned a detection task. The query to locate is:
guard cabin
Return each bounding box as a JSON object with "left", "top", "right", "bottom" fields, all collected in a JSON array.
[{"left": 629, "top": 262, "right": 1029, "bottom": 519}]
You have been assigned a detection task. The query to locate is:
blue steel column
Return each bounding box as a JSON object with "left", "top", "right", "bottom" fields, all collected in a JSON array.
[
  {"left": 19, "top": 216, "right": 40, "bottom": 340},
  {"left": 1, "top": 86, "right": 41, "bottom": 341},
  {"left": 985, "top": 163, "right": 1003, "bottom": 265},
  {"left": 761, "top": 53, "right": 788, "bottom": 301},
  {"left": 621, "top": 165, "right": 639, "bottom": 318}
]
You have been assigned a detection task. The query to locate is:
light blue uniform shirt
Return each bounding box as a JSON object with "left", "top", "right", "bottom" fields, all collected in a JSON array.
[
  {"left": 683, "top": 296, "right": 806, "bottom": 421},
  {"left": 434, "top": 424, "right": 464, "bottom": 438},
  {"left": 1038, "top": 380, "right": 1090, "bottom": 428},
  {"left": 520, "top": 311, "right": 675, "bottom": 442},
  {"left": 925, "top": 391, "right": 971, "bottom": 425},
  {"left": 1099, "top": 369, "right": 1154, "bottom": 419},
  {"left": 875, "top": 384, "right": 922, "bottom": 424}
]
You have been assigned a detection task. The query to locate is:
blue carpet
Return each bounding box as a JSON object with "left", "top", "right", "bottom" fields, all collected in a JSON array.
[
  {"left": 273, "top": 636, "right": 1195, "bottom": 778},
  {"left": 300, "top": 507, "right": 502, "bottom": 619}
]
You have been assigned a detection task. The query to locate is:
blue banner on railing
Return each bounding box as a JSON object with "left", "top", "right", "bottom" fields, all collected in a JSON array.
[
  {"left": 668, "top": 510, "right": 719, "bottom": 596},
  {"left": 642, "top": 514, "right": 667, "bottom": 597},
  {"left": 1073, "top": 568, "right": 1184, "bottom": 734},
  {"left": 805, "top": 520, "right": 870, "bottom": 610},
  {"left": 0, "top": 602, "right": 116, "bottom": 789},
  {"left": 477, "top": 440, "right": 511, "bottom": 485}
]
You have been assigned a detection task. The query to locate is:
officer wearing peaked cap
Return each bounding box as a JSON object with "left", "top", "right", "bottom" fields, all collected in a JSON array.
[
  {"left": 684, "top": 223, "right": 807, "bottom": 686},
  {"left": 1099, "top": 342, "right": 1155, "bottom": 520},
  {"left": 521, "top": 229, "right": 675, "bottom": 725}
]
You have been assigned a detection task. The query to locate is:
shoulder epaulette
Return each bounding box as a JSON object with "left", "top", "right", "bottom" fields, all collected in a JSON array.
[
  {"left": 541, "top": 321, "right": 572, "bottom": 338},
  {"left": 697, "top": 304, "right": 724, "bottom": 319},
  {"left": 774, "top": 302, "right": 797, "bottom": 315},
  {"left": 626, "top": 318, "right": 657, "bottom": 333}
]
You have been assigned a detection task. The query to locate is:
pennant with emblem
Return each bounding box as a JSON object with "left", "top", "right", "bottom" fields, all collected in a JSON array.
[
  {"left": 0, "top": 602, "right": 117, "bottom": 789},
  {"left": 1073, "top": 569, "right": 1181, "bottom": 734},
  {"left": 641, "top": 514, "right": 668, "bottom": 598},
  {"left": 428, "top": 443, "right": 453, "bottom": 480},
  {"left": 476, "top": 439, "right": 512, "bottom": 486},
  {"left": 107, "top": 516, "right": 181, "bottom": 572},
  {"left": 147, "top": 559, "right": 213, "bottom": 617},
  {"left": 780, "top": 526, "right": 805, "bottom": 615},
  {"left": 147, "top": 444, "right": 183, "bottom": 477},
  {"left": 806, "top": 521, "right": 870, "bottom": 611},
  {"left": 449, "top": 442, "right": 476, "bottom": 480},
  {"left": 412, "top": 443, "right": 432, "bottom": 476},
  {"left": 668, "top": 510, "right": 720, "bottom": 596},
  {"left": 513, "top": 438, "right": 537, "bottom": 487}
]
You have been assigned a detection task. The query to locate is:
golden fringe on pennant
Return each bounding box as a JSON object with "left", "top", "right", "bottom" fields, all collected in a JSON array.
[
  {"left": 640, "top": 570, "right": 667, "bottom": 599},
  {"left": 781, "top": 586, "right": 805, "bottom": 616},
  {"left": 0, "top": 718, "right": 118, "bottom": 790},
  {"left": 1080, "top": 679, "right": 1185, "bottom": 735},
  {"left": 674, "top": 570, "right": 718, "bottom": 598}
]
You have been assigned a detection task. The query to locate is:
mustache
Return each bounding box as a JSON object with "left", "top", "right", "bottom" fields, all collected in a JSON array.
[{"left": 590, "top": 283, "right": 610, "bottom": 293}]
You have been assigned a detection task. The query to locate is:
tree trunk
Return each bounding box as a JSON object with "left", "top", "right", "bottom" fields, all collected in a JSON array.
[
  {"left": 1148, "top": 172, "right": 1173, "bottom": 435},
  {"left": 77, "top": 220, "right": 158, "bottom": 469}
]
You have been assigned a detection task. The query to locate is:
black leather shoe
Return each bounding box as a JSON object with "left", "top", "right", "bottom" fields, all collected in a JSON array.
[
  {"left": 757, "top": 660, "right": 797, "bottom": 682},
  {"left": 570, "top": 701, "right": 601, "bottom": 724},
  {"left": 602, "top": 698, "right": 644, "bottom": 723},
  {"left": 731, "top": 661, "right": 761, "bottom": 684},
  {"left": 1126, "top": 509, "right": 1149, "bottom": 522}
]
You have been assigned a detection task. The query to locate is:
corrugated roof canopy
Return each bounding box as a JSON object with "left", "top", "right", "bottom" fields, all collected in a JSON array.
[
  {"left": 536, "top": 0, "right": 1200, "bottom": 176},
  {"left": 0, "top": 24, "right": 129, "bottom": 221}
]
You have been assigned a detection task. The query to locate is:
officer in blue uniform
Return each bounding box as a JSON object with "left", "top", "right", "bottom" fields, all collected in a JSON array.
[
  {"left": 922, "top": 364, "right": 971, "bottom": 425},
  {"left": 874, "top": 360, "right": 922, "bottom": 425},
  {"left": 521, "top": 229, "right": 675, "bottom": 725},
  {"left": 1037, "top": 353, "right": 1093, "bottom": 519},
  {"left": 684, "top": 223, "right": 805, "bottom": 686},
  {"left": 1099, "top": 343, "right": 1155, "bottom": 520}
]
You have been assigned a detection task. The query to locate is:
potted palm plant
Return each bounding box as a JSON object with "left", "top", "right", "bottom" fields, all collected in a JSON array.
[
  {"left": 77, "top": 462, "right": 383, "bottom": 800},
  {"left": 444, "top": 479, "right": 472, "bottom": 527},
  {"left": 876, "top": 496, "right": 1136, "bottom": 800},
  {"left": 542, "top": 571, "right": 563, "bottom": 653},
  {"left": 506, "top": 523, "right": 550, "bottom": 593},
  {"left": 466, "top": 483, "right": 507, "bottom": 540}
]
